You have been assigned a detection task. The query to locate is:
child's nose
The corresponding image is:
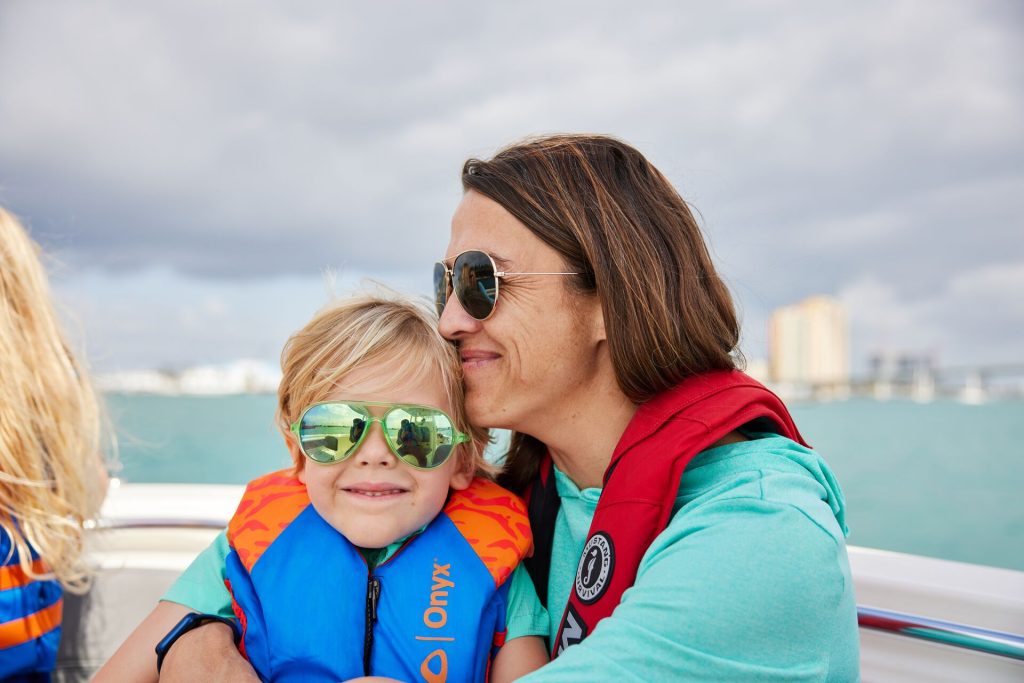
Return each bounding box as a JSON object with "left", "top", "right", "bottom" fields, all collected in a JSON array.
[{"left": 352, "top": 422, "right": 396, "bottom": 468}]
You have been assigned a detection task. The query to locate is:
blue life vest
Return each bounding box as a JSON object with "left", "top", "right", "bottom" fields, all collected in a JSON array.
[
  {"left": 225, "top": 471, "right": 532, "bottom": 683},
  {"left": 0, "top": 527, "right": 63, "bottom": 682}
]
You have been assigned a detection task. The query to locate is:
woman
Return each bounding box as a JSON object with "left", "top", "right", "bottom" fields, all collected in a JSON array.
[
  {"left": 1, "top": 207, "right": 109, "bottom": 681},
  {"left": 107, "top": 135, "right": 859, "bottom": 681}
]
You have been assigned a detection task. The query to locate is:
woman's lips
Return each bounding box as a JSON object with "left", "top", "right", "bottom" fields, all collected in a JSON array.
[{"left": 460, "top": 349, "right": 500, "bottom": 371}]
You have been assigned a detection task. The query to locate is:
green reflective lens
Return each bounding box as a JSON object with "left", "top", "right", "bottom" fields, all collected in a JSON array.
[
  {"left": 297, "top": 403, "right": 367, "bottom": 463},
  {"left": 385, "top": 408, "right": 458, "bottom": 469},
  {"left": 292, "top": 401, "right": 468, "bottom": 469}
]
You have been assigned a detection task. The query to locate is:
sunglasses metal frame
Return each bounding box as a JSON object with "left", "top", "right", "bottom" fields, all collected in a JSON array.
[
  {"left": 434, "top": 249, "right": 579, "bottom": 321},
  {"left": 289, "top": 400, "right": 470, "bottom": 469}
]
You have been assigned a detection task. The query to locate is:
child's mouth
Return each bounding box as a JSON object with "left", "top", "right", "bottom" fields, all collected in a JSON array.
[{"left": 343, "top": 484, "right": 407, "bottom": 497}]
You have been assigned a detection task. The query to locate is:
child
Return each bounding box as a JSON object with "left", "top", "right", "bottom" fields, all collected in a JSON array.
[
  {"left": 0, "top": 207, "right": 109, "bottom": 679},
  {"left": 178, "top": 294, "right": 548, "bottom": 682}
]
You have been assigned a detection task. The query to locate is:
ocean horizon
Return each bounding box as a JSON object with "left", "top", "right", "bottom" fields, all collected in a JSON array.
[{"left": 105, "top": 393, "right": 1024, "bottom": 573}]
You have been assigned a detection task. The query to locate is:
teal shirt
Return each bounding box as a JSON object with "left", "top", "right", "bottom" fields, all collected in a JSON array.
[
  {"left": 520, "top": 434, "right": 859, "bottom": 682},
  {"left": 167, "top": 435, "right": 859, "bottom": 679}
]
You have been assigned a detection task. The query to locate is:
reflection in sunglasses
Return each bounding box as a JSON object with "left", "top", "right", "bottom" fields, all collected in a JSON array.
[
  {"left": 434, "top": 250, "right": 578, "bottom": 321},
  {"left": 292, "top": 402, "right": 467, "bottom": 470}
]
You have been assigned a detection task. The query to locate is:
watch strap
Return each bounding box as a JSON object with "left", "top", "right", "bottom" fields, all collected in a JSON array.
[{"left": 155, "top": 612, "right": 241, "bottom": 673}]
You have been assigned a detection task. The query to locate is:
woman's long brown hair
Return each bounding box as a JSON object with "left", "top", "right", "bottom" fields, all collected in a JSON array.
[{"left": 462, "top": 134, "right": 740, "bottom": 494}]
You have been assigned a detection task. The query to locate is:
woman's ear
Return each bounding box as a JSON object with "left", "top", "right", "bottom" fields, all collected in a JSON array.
[{"left": 589, "top": 294, "right": 606, "bottom": 343}]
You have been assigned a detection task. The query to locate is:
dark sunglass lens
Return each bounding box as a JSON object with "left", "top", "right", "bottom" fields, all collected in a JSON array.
[
  {"left": 385, "top": 408, "right": 456, "bottom": 469},
  {"left": 432, "top": 262, "right": 449, "bottom": 316},
  {"left": 453, "top": 251, "right": 497, "bottom": 320},
  {"left": 299, "top": 403, "right": 365, "bottom": 463}
]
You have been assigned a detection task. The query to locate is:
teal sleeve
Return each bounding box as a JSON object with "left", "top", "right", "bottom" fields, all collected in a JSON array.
[
  {"left": 519, "top": 498, "right": 859, "bottom": 681},
  {"left": 160, "top": 530, "right": 234, "bottom": 619},
  {"left": 503, "top": 563, "right": 549, "bottom": 641}
]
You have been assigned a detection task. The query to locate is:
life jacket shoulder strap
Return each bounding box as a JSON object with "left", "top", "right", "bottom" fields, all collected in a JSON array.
[
  {"left": 227, "top": 469, "right": 310, "bottom": 573},
  {"left": 530, "top": 371, "right": 805, "bottom": 657},
  {"left": 444, "top": 478, "right": 533, "bottom": 586},
  {"left": 523, "top": 461, "right": 559, "bottom": 607}
]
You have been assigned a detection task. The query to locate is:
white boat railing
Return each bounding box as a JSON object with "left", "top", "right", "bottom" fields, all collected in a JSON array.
[
  {"left": 88, "top": 515, "right": 1024, "bottom": 664},
  {"left": 61, "top": 483, "right": 1021, "bottom": 682},
  {"left": 858, "top": 605, "right": 1024, "bottom": 662},
  {"left": 87, "top": 517, "right": 231, "bottom": 530}
]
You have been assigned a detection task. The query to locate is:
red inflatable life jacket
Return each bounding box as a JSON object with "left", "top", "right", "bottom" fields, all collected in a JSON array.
[{"left": 524, "top": 370, "right": 808, "bottom": 657}]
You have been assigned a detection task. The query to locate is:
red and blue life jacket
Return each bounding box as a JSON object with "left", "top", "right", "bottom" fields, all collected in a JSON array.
[
  {"left": 225, "top": 471, "right": 532, "bottom": 683},
  {"left": 0, "top": 527, "right": 63, "bottom": 682}
]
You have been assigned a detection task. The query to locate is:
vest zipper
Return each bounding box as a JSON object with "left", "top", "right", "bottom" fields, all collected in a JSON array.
[
  {"left": 360, "top": 535, "right": 416, "bottom": 675},
  {"left": 363, "top": 575, "right": 381, "bottom": 675}
]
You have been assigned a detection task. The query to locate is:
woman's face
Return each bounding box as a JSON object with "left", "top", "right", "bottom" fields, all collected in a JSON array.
[{"left": 438, "top": 190, "right": 606, "bottom": 438}]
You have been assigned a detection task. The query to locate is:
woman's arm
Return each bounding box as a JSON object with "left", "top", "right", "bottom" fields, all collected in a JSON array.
[
  {"left": 490, "top": 635, "right": 549, "bottom": 683},
  {"left": 341, "top": 636, "right": 547, "bottom": 683},
  {"left": 158, "top": 618, "right": 259, "bottom": 683},
  {"left": 492, "top": 564, "right": 550, "bottom": 681},
  {"left": 94, "top": 531, "right": 260, "bottom": 681},
  {"left": 94, "top": 602, "right": 259, "bottom": 683},
  {"left": 92, "top": 601, "right": 190, "bottom": 683},
  {"left": 517, "top": 496, "right": 856, "bottom": 681}
]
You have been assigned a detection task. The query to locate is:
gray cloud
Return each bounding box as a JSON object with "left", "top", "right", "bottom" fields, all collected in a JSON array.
[{"left": 1, "top": 0, "right": 1022, "bottom": 368}]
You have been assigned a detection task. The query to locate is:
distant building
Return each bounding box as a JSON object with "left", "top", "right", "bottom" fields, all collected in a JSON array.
[
  {"left": 94, "top": 369, "right": 179, "bottom": 395},
  {"left": 96, "top": 359, "right": 281, "bottom": 395},
  {"left": 867, "top": 351, "right": 936, "bottom": 383},
  {"left": 178, "top": 360, "right": 281, "bottom": 395},
  {"left": 867, "top": 351, "right": 938, "bottom": 402},
  {"left": 769, "top": 296, "right": 849, "bottom": 385}
]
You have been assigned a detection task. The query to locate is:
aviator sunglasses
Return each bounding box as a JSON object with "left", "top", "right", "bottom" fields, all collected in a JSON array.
[
  {"left": 290, "top": 401, "right": 469, "bottom": 470},
  {"left": 433, "top": 249, "right": 579, "bottom": 320}
]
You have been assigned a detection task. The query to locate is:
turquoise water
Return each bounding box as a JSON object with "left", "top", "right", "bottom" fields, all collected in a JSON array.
[{"left": 106, "top": 394, "right": 1024, "bottom": 572}]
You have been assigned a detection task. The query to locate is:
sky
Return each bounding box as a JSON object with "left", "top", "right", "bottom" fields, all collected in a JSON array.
[{"left": 0, "top": 0, "right": 1021, "bottom": 374}]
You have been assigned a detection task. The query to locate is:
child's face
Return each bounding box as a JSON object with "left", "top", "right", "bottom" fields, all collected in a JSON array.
[{"left": 296, "top": 365, "right": 473, "bottom": 549}]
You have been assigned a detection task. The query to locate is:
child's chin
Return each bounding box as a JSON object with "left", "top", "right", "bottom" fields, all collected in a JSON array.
[{"left": 344, "top": 526, "right": 403, "bottom": 549}]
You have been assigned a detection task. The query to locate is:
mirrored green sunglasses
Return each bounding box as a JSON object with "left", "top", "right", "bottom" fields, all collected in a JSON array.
[{"left": 289, "top": 400, "right": 469, "bottom": 470}]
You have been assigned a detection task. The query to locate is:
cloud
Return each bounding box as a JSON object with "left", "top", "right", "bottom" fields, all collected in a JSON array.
[
  {"left": 1, "top": 0, "right": 1021, "bottom": 368},
  {"left": 838, "top": 261, "right": 1024, "bottom": 368},
  {"left": 51, "top": 266, "right": 427, "bottom": 372}
]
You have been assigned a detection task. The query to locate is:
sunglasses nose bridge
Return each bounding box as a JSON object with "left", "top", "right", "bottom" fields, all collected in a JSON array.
[{"left": 351, "top": 418, "right": 399, "bottom": 466}]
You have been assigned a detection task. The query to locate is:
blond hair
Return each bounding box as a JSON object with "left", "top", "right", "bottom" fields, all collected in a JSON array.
[
  {"left": 0, "top": 207, "right": 107, "bottom": 594},
  {"left": 275, "top": 292, "right": 494, "bottom": 478}
]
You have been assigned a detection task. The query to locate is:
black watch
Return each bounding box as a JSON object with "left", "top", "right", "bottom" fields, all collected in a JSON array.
[{"left": 155, "top": 612, "right": 241, "bottom": 672}]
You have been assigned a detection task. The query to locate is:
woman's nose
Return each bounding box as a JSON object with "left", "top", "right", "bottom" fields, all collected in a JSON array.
[{"left": 437, "top": 292, "right": 483, "bottom": 341}]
